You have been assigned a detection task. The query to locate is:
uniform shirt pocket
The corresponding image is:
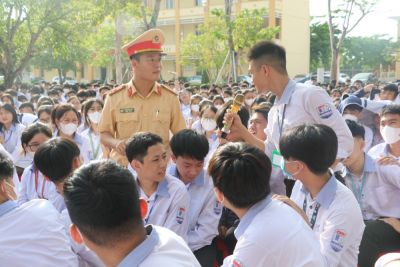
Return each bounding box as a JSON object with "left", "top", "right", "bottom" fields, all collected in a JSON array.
[{"left": 116, "top": 112, "right": 139, "bottom": 139}]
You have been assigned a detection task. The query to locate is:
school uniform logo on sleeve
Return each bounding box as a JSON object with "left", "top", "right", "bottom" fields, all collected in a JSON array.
[
  {"left": 317, "top": 103, "right": 333, "bottom": 119},
  {"left": 214, "top": 201, "right": 222, "bottom": 215},
  {"left": 330, "top": 229, "right": 347, "bottom": 252},
  {"left": 230, "top": 259, "right": 244, "bottom": 267},
  {"left": 176, "top": 207, "right": 186, "bottom": 224}
]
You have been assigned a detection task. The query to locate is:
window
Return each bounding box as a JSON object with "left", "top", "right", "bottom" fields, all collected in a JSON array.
[
  {"left": 195, "top": 0, "right": 202, "bottom": 6},
  {"left": 166, "top": 0, "right": 174, "bottom": 9}
]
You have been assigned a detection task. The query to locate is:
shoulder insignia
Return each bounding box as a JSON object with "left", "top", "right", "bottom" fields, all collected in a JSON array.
[
  {"left": 160, "top": 84, "right": 178, "bottom": 95},
  {"left": 108, "top": 84, "right": 127, "bottom": 96}
]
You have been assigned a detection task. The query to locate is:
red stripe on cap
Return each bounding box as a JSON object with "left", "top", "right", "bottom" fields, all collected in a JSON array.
[{"left": 127, "top": 40, "right": 162, "bottom": 56}]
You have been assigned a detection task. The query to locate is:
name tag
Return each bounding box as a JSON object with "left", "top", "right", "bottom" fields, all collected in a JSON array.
[{"left": 120, "top": 108, "right": 135, "bottom": 113}]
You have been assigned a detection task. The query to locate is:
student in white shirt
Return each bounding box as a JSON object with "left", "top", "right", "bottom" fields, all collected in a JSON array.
[
  {"left": 279, "top": 124, "right": 364, "bottom": 267},
  {"left": 18, "top": 123, "right": 63, "bottom": 210},
  {"left": 208, "top": 142, "right": 325, "bottom": 267},
  {"left": 0, "top": 103, "right": 25, "bottom": 162},
  {"left": 81, "top": 99, "right": 109, "bottom": 161},
  {"left": 0, "top": 154, "right": 78, "bottom": 267},
  {"left": 168, "top": 129, "right": 222, "bottom": 266},
  {"left": 51, "top": 103, "right": 91, "bottom": 163},
  {"left": 126, "top": 132, "right": 190, "bottom": 240},
  {"left": 64, "top": 160, "right": 200, "bottom": 267},
  {"left": 368, "top": 104, "right": 400, "bottom": 163},
  {"left": 34, "top": 137, "right": 104, "bottom": 267}
]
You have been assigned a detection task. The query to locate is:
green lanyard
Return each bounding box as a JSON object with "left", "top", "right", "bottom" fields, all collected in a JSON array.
[
  {"left": 88, "top": 131, "right": 101, "bottom": 160},
  {"left": 349, "top": 173, "right": 367, "bottom": 210},
  {"left": 303, "top": 197, "right": 321, "bottom": 230}
]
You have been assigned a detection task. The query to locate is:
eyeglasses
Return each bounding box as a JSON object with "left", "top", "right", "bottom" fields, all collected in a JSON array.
[{"left": 27, "top": 143, "right": 41, "bottom": 151}]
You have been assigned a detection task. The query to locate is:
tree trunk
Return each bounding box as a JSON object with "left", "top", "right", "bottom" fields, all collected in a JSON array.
[
  {"left": 115, "top": 17, "right": 123, "bottom": 84},
  {"left": 149, "top": 0, "right": 161, "bottom": 29},
  {"left": 330, "top": 48, "right": 339, "bottom": 83},
  {"left": 4, "top": 72, "right": 15, "bottom": 89},
  {"left": 225, "top": 0, "right": 237, "bottom": 82}
]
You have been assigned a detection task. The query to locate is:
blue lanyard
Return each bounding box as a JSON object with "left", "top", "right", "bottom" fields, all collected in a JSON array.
[
  {"left": 349, "top": 173, "right": 367, "bottom": 210},
  {"left": 303, "top": 197, "right": 321, "bottom": 229},
  {"left": 144, "top": 195, "right": 158, "bottom": 224},
  {"left": 1, "top": 126, "right": 14, "bottom": 144}
]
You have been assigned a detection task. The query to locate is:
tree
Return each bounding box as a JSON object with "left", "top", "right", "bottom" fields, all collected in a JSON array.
[
  {"left": 181, "top": 8, "right": 279, "bottom": 82},
  {"left": 310, "top": 22, "right": 333, "bottom": 71},
  {"left": 327, "top": 0, "right": 377, "bottom": 82},
  {"left": 141, "top": 0, "right": 161, "bottom": 30},
  {"left": 0, "top": 0, "right": 81, "bottom": 87},
  {"left": 341, "top": 35, "right": 399, "bottom": 74}
]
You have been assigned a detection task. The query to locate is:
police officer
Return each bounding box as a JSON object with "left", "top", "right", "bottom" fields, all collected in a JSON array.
[{"left": 99, "top": 29, "right": 186, "bottom": 166}]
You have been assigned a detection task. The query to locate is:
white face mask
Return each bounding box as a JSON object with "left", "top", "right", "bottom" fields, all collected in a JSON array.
[
  {"left": 201, "top": 118, "right": 217, "bottom": 131},
  {"left": 215, "top": 104, "right": 223, "bottom": 110},
  {"left": 88, "top": 111, "right": 101, "bottom": 124},
  {"left": 60, "top": 123, "right": 77, "bottom": 135},
  {"left": 245, "top": 98, "right": 255, "bottom": 106},
  {"left": 343, "top": 114, "right": 358, "bottom": 122},
  {"left": 381, "top": 125, "right": 400, "bottom": 144},
  {"left": 26, "top": 151, "right": 35, "bottom": 159},
  {"left": 191, "top": 104, "right": 200, "bottom": 112}
]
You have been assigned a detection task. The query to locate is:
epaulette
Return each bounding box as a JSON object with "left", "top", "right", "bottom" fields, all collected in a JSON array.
[
  {"left": 108, "top": 84, "right": 127, "bottom": 96},
  {"left": 160, "top": 84, "right": 178, "bottom": 95}
]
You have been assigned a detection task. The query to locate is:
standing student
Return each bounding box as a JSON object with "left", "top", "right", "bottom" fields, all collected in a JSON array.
[
  {"left": 168, "top": 129, "right": 222, "bottom": 266},
  {"left": 64, "top": 160, "right": 201, "bottom": 267},
  {"left": 126, "top": 132, "right": 190, "bottom": 240},
  {"left": 279, "top": 124, "right": 364, "bottom": 267},
  {"left": 208, "top": 142, "right": 325, "bottom": 267}
]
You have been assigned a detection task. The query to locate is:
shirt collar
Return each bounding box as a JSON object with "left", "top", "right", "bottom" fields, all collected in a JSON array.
[
  {"left": 363, "top": 153, "right": 377, "bottom": 173},
  {"left": 0, "top": 123, "right": 16, "bottom": 133},
  {"left": 301, "top": 175, "right": 337, "bottom": 209},
  {"left": 167, "top": 164, "right": 205, "bottom": 186},
  {"left": 128, "top": 80, "right": 161, "bottom": 98},
  {"left": 234, "top": 196, "right": 272, "bottom": 239},
  {"left": 0, "top": 200, "right": 18, "bottom": 217},
  {"left": 74, "top": 133, "right": 83, "bottom": 145},
  {"left": 274, "top": 80, "right": 296, "bottom": 105},
  {"left": 155, "top": 177, "right": 170, "bottom": 198},
  {"left": 118, "top": 225, "right": 159, "bottom": 267}
]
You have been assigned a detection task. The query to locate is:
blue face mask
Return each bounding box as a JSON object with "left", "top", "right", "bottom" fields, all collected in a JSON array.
[{"left": 280, "top": 159, "right": 300, "bottom": 180}]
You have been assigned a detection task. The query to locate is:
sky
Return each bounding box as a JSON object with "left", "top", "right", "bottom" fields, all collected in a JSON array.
[{"left": 309, "top": 0, "right": 400, "bottom": 40}]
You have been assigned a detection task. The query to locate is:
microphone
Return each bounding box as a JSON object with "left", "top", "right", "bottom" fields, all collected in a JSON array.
[{"left": 221, "top": 94, "right": 244, "bottom": 139}]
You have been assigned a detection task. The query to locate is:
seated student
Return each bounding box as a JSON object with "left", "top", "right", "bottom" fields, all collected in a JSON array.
[
  {"left": 34, "top": 137, "right": 103, "bottom": 267},
  {"left": 63, "top": 160, "right": 200, "bottom": 267},
  {"left": 18, "top": 123, "right": 63, "bottom": 211},
  {"left": 0, "top": 154, "right": 78, "bottom": 266},
  {"left": 339, "top": 95, "right": 374, "bottom": 151},
  {"left": 126, "top": 132, "right": 190, "bottom": 240},
  {"left": 168, "top": 129, "right": 222, "bottom": 266},
  {"left": 368, "top": 104, "right": 400, "bottom": 162},
  {"left": 208, "top": 142, "right": 325, "bottom": 267},
  {"left": 279, "top": 124, "right": 364, "bottom": 267}
]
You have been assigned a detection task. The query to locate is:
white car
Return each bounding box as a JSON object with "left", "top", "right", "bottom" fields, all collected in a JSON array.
[{"left": 52, "top": 76, "right": 77, "bottom": 85}]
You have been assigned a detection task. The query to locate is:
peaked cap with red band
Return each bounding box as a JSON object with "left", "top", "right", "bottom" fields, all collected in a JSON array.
[{"left": 122, "top": 28, "right": 165, "bottom": 57}]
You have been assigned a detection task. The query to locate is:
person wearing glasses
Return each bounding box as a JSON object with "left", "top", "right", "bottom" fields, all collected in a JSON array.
[
  {"left": 99, "top": 28, "right": 186, "bottom": 166},
  {"left": 17, "top": 123, "right": 64, "bottom": 211}
]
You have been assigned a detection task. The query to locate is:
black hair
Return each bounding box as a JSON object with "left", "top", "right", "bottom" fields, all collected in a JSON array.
[
  {"left": 0, "top": 154, "right": 14, "bottom": 181},
  {"left": 344, "top": 104, "right": 363, "bottom": 113},
  {"left": 279, "top": 124, "right": 338, "bottom": 174},
  {"left": 170, "top": 129, "right": 209, "bottom": 161},
  {"left": 0, "top": 103, "right": 19, "bottom": 130},
  {"left": 345, "top": 120, "right": 365, "bottom": 140},
  {"left": 382, "top": 83, "right": 399, "bottom": 97},
  {"left": 248, "top": 41, "right": 288, "bottom": 75},
  {"left": 19, "top": 102, "right": 35, "bottom": 113},
  {"left": 37, "top": 105, "right": 53, "bottom": 119},
  {"left": 21, "top": 123, "right": 53, "bottom": 152},
  {"left": 252, "top": 103, "right": 271, "bottom": 121},
  {"left": 125, "top": 132, "right": 163, "bottom": 163},
  {"left": 381, "top": 104, "right": 400, "bottom": 117},
  {"left": 81, "top": 98, "right": 104, "bottom": 127},
  {"left": 208, "top": 142, "right": 271, "bottom": 208},
  {"left": 34, "top": 137, "right": 80, "bottom": 183},
  {"left": 51, "top": 103, "right": 81, "bottom": 128},
  {"left": 0, "top": 94, "right": 14, "bottom": 106},
  {"left": 63, "top": 160, "right": 143, "bottom": 246}
]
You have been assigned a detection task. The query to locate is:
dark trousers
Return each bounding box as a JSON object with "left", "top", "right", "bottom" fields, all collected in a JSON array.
[
  {"left": 358, "top": 220, "right": 400, "bottom": 267},
  {"left": 194, "top": 239, "right": 217, "bottom": 267}
]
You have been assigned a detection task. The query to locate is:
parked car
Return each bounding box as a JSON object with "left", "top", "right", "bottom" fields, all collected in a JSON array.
[
  {"left": 30, "top": 76, "right": 46, "bottom": 84},
  {"left": 52, "top": 76, "right": 77, "bottom": 85},
  {"left": 237, "top": 75, "right": 252, "bottom": 85},
  {"left": 185, "top": 75, "right": 202, "bottom": 85},
  {"left": 351, "top": 73, "right": 378, "bottom": 85}
]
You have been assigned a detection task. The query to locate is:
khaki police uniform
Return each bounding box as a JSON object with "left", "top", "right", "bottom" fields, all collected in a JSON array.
[{"left": 98, "top": 28, "right": 185, "bottom": 165}]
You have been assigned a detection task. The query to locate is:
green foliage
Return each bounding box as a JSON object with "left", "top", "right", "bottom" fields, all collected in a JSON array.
[{"left": 181, "top": 8, "right": 279, "bottom": 81}]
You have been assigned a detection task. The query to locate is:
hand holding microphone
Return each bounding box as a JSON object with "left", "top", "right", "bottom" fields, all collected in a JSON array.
[{"left": 221, "top": 94, "right": 244, "bottom": 139}]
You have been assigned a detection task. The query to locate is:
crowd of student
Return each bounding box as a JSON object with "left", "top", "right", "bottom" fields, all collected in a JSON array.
[{"left": 0, "top": 39, "right": 400, "bottom": 267}]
